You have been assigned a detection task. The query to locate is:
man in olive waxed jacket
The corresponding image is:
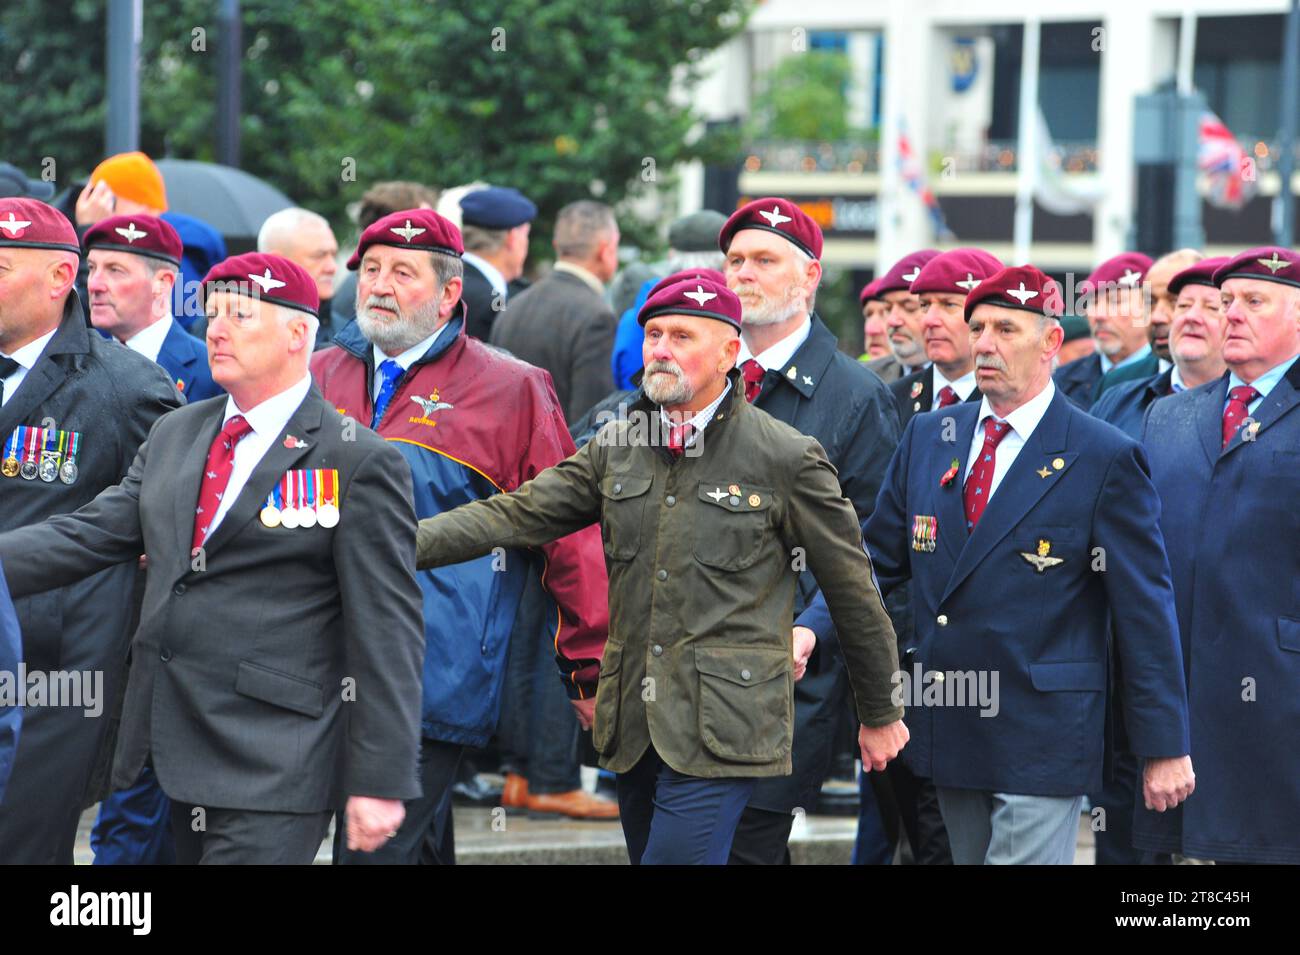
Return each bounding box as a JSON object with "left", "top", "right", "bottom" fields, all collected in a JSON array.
[{"left": 415, "top": 276, "right": 908, "bottom": 865}]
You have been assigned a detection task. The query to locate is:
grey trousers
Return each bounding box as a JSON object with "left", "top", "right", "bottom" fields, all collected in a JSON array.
[
  {"left": 936, "top": 787, "right": 1084, "bottom": 865},
  {"left": 170, "top": 801, "right": 331, "bottom": 864}
]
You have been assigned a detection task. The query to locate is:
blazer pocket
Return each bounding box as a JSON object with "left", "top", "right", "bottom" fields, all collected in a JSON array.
[
  {"left": 1277, "top": 616, "right": 1300, "bottom": 653},
  {"left": 599, "top": 474, "right": 652, "bottom": 561},
  {"left": 1028, "top": 660, "right": 1105, "bottom": 692},
  {"left": 693, "top": 483, "right": 774, "bottom": 571},
  {"left": 234, "top": 660, "right": 325, "bottom": 718},
  {"left": 695, "top": 646, "right": 791, "bottom": 763},
  {"left": 591, "top": 642, "right": 624, "bottom": 755}
]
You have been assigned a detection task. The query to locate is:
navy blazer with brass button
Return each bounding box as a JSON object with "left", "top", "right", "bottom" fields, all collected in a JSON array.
[{"left": 801, "top": 386, "right": 1190, "bottom": 796}]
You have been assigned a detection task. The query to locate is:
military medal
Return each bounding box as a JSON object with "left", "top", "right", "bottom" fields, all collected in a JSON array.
[
  {"left": 20, "top": 427, "right": 41, "bottom": 480},
  {"left": 911, "top": 514, "right": 938, "bottom": 552},
  {"left": 260, "top": 482, "right": 283, "bottom": 528},
  {"left": 2, "top": 428, "right": 19, "bottom": 478},
  {"left": 38, "top": 428, "right": 64, "bottom": 482},
  {"left": 317, "top": 469, "right": 340, "bottom": 528},
  {"left": 59, "top": 431, "right": 80, "bottom": 485},
  {"left": 279, "top": 472, "right": 300, "bottom": 528},
  {"left": 298, "top": 470, "right": 317, "bottom": 528}
]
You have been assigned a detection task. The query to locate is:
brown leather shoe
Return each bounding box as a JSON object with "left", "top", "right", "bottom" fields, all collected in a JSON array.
[
  {"left": 526, "top": 788, "right": 620, "bottom": 820},
  {"left": 501, "top": 772, "right": 530, "bottom": 810}
]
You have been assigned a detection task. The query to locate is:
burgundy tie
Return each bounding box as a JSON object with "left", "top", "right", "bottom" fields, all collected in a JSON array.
[
  {"left": 667, "top": 422, "right": 694, "bottom": 458},
  {"left": 963, "top": 417, "right": 1012, "bottom": 531},
  {"left": 741, "top": 359, "right": 765, "bottom": 403},
  {"left": 935, "top": 385, "right": 959, "bottom": 409},
  {"left": 1222, "top": 385, "right": 1260, "bottom": 449},
  {"left": 192, "top": 414, "right": 254, "bottom": 550}
]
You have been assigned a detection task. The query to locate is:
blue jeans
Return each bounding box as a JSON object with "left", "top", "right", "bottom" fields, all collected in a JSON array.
[
  {"left": 617, "top": 748, "right": 756, "bottom": 865},
  {"left": 497, "top": 563, "right": 581, "bottom": 794}
]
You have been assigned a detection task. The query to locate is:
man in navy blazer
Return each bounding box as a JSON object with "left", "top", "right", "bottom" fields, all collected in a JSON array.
[
  {"left": 84, "top": 214, "right": 222, "bottom": 403},
  {"left": 801, "top": 265, "right": 1194, "bottom": 863},
  {"left": 1134, "top": 247, "right": 1300, "bottom": 864}
]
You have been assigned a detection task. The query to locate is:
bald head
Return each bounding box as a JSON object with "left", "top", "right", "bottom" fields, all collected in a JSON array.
[
  {"left": 1147, "top": 248, "right": 1203, "bottom": 360},
  {"left": 258, "top": 208, "right": 339, "bottom": 299},
  {"left": 0, "top": 246, "right": 79, "bottom": 352}
]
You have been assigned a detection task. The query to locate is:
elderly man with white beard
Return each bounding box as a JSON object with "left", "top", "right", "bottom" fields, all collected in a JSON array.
[
  {"left": 717, "top": 197, "right": 904, "bottom": 865},
  {"left": 310, "top": 208, "right": 611, "bottom": 863}
]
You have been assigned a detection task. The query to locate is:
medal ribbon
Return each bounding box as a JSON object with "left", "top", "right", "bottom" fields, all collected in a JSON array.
[
  {"left": 3, "top": 427, "right": 18, "bottom": 461},
  {"left": 24, "top": 426, "right": 40, "bottom": 464},
  {"left": 65, "top": 430, "right": 79, "bottom": 466}
]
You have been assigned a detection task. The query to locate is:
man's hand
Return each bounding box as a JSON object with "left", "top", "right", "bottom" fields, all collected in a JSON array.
[
  {"left": 1143, "top": 755, "right": 1195, "bottom": 811},
  {"left": 792, "top": 626, "right": 816, "bottom": 682},
  {"left": 859, "top": 720, "right": 909, "bottom": 772},
  {"left": 571, "top": 696, "right": 596, "bottom": 730},
  {"left": 75, "top": 180, "right": 116, "bottom": 227},
  {"left": 345, "top": 795, "right": 405, "bottom": 852}
]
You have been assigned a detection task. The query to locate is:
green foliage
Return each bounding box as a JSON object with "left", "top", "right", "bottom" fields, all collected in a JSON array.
[
  {"left": 749, "top": 50, "right": 854, "bottom": 142},
  {"left": 1, "top": 0, "right": 751, "bottom": 255}
]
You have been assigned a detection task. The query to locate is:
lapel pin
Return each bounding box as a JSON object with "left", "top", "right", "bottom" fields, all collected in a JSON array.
[
  {"left": 910, "top": 380, "right": 924, "bottom": 399},
  {"left": 1037, "top": 466, "right": 1051, "bottom": 479},
  {"left": 284, "top": 435, "right": 308, "bottom": 449},
  {"left": 1020, "top": 539, "right": 1065, "bottom": 573},
  {"left": 940, "top": 458, "right": 960, "bottom": 488},
  {"left": 1052, "top": 457, "right": 1065, "bottom": 470}
]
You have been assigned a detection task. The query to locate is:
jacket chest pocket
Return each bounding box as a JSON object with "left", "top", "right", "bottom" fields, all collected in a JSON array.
[
  {"left": 599, "top": 474, "right": 653, "bottom": 561},
  {"left": 693, "top": 482, "right": 774, "bottom": 571}
]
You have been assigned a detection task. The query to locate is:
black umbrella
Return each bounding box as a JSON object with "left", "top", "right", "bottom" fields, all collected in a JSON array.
[{"left": 155, "top": 159, "right": 293, "bottom": 243}]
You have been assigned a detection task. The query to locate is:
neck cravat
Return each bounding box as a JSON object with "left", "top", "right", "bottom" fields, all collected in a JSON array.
[
  {"left": 192, "top": 414, "right": 254, "bottom": 550},
  {"left": 935, "top": 385, "right": 959, "bottom": 409},
  {"left": 372, "top": 359, "right": 404, "bottom": 429},
  {"left": 741, "top": 359, "right": 765, "bottom": 403},
  {"left": 1222, "top": 385, "right": 1260, "bottom": 448},
  {"left": 963, "top": 417, "right": 1012, "bottom": 531}
]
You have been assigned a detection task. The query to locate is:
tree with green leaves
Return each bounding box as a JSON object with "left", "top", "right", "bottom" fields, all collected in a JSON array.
[{"left": 1, "top": 0, "right": 751, "bottom": 254}]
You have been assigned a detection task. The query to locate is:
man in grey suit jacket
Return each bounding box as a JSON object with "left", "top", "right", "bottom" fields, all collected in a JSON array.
[
  {"left": 0, "top": 198, "right": 182, "bottom": 863},
  {"left": 490, "top": 200, "right": 620, "bottom": 422},
  {"left": 0, "top": 252, "right": 425, "bottom": 863}
]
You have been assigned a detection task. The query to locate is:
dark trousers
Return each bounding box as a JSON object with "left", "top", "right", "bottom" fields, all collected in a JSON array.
[
  {"left": 92, "top": 764, "right": 175, "bottom": 865},
  {"left": 887, "top": 758, "right": 953, "bottom": 864},
  {"left": 853, "top": 768, "right": 895, "bottom": 865},
  {"left": 1090, "top": 750, "right": 1169, "bottom": 865},
  {"left": 729, "top": 806, "right": 794, "bottom": 865},
  {"left": 169, "top": 801, "right": 331, "bottom": 864},
  {"left": 617, "top": 748, "right": 755, "bottom": 865},
  {"left": 334, "top": 737, "right": 463, "bottom": 865},
  {"left": 497, "top": 568, "right": 581, "bottom": 794}
]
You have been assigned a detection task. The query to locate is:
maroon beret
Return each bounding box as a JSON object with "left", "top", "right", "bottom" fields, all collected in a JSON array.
[
  {"left": 1168, "top": 256, "right": 1229, "bottom": 297},
  {"left": 1212, "top": 246, "right": 1300, "bottom": 290},
  {"left": 964, "top": 265, "right": 1065, "bottom": 323},
  {"left": 638, "top": 276, "right": 742, "bottom": 332},
  {"left": 644, "top": 268, "right": 726, "bottom": 304},
  {"left": 910, "top": 247, "right": 1004, "bottom": 296},
  {"left": 876, "top": 249, "right": 940, "bottom": 295},
  {"left": 859, "top": 277, "right": 883, "bottom": 306},
  {"left": 718, "top": 197, "right": 822, "bottom": 260},
  {"left": 0, "top": 197, "right": 79, "bottom": 255},
  {"left": 347, "top": 208, "right": 463, "bottom": 270},
  {"left": 203, "top": 252, "right": 319, "bottom": 317},
  {"left": 1082, "top": 251, "right": 1152, "bottom": 295},
  {"left": 83, "top": 214, "right": 182, "bottom": 267}
]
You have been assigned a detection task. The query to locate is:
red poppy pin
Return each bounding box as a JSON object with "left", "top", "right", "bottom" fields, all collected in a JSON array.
[
  {"left": 940, "top": 458, "right": 960, "bottom": 488},
  {"left": 284, "top": 435, "right": 308, "bottom": 449}
]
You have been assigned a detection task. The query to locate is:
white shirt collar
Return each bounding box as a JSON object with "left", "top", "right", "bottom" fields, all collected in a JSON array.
[
  {"left": 463, "top": 252, "right": 508, "bottom": 300},
  {"left": 223, "top": 374, "right": 313, "bottom": 436},
  {"left": 1169, "top": 365, "right": 1186, "bottom": 393},
  {"left": 737, "top": 317, "right": 811, "bottom": 372},
  {"left": 372, "top": 324, "right": 448, "bottom": 373},
  {"left": 123, "top": 315, "right": 174, "bottom": 364},
  {"left": 552, "top": 260, "right": 606, "bottom": 296},
  {"left": 974, "top": 379, "right": 1056, "bottom": 442},
  {"left": 933, "top": 366, "right": 977, "bottom": 402},
  {"left": 5, "top": 328, "right": 57, "bottom": 371}
]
